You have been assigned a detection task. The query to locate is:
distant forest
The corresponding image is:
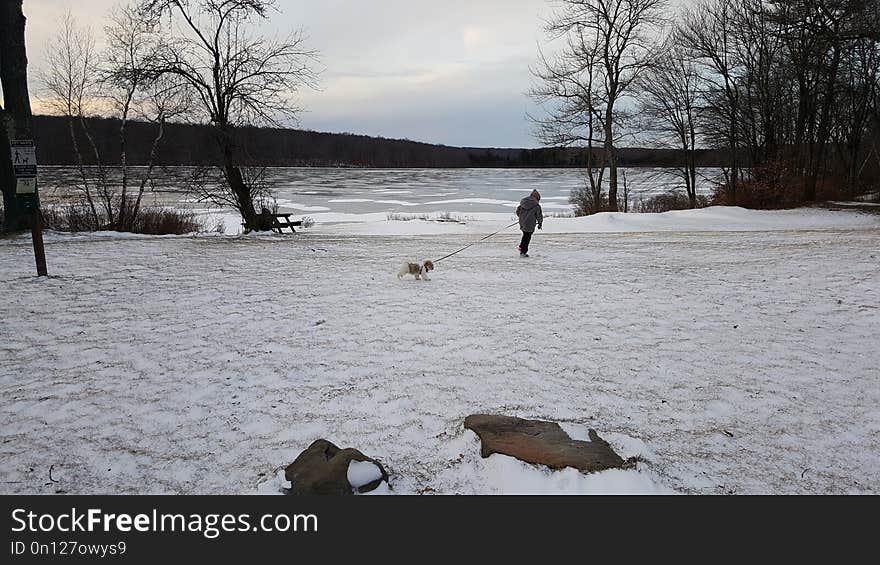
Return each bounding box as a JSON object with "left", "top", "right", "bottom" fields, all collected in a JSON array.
[{"left": 33, "top": 115, "right": 730, "bottom": 169}]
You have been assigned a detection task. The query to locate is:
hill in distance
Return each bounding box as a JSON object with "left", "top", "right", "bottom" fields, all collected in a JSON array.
[{"left": 34, "top": 115, "right": 729, "bottom": 169}]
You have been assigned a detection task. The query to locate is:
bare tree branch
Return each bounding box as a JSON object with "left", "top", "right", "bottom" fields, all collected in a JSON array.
[{"left": 139, "top": 0, "right": 319, "bottom": 229}]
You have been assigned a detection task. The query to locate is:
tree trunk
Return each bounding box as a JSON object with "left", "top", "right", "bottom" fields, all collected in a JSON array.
[
  {"left": 689, "top": 115, "right": 698, "bottom": 208},
  {"left": 604, "top": 105, "right": 618, "bottom": 213},
  {"left": 607, "top": 149, "right": 618, "bottom": 212},
  {"left": 0, "top": 116, "right": 19, "bottom": 230},
  {"left": 845, "top": 138, "right": 860, "bottom": 199},
  {"left": 79, "top": 115, "right": 112, "bottom": 227},
  {"left": 67, "top": 115, "right": 99, "bottom": 227},
  {"left": 805, "top": 44, "right": 842, "bottom": 202},
  {"left": 132, "top": 115, "right": 167, "bottom": 223},
  {"left": 0, "top": 0, "right": 46, "bottom": 275},
  {"left": 0, "top": 0, "right": 32, "bottom": 232},
  {"left": 118, "top": 107, "right": 129, "bottom": 230},
  {"left": 229, "top": 164, "right": 258, "bottom": 230},
  {"left": 218, "top": 126, "right": 258, "bottom": 229},
  {"left": 728, "top": 106, "right": 738, "bottom": 204}
]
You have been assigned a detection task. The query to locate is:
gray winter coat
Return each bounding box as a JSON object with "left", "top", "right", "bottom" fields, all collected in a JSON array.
[{"left": 516, "top": 196, "right": 543, "bottom": 232}]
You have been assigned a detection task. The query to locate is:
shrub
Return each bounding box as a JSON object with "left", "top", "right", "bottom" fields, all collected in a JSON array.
[
  {"left": 570, "top": 186, "right": 607, "bottom": 216},
  {"left": 41, "top": 203, "right": 100, "bottom": 231},
  {"left": 633, "top": 191, "right": 710, "bottom": 213},
  {"left": 41, "top": 204, "right": 207, "bottom": 235},
  {"left": 387, "top": 212, "right": 428, "bottom": 221},
  {"left": 711, "top": 177, "right": 802, "bottom": 209},
  {"left": 544, "top": 210, "right": 575, "bottom": 218},
  {"left": 131, "top": 208, "right": 203, "bottom": 235},
  {"left": 709, "top": 160, "right": 859, "bottom": 209},
  {"left": 570, "top": 185, "right": 631, "bottom": 216}
]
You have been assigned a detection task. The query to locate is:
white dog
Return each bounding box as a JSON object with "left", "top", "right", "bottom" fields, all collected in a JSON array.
[{"left": 397, "top": 260, "right": 434, "bottom": 281}]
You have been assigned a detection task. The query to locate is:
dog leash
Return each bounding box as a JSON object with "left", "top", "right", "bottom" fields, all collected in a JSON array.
[{"left": 433, "top": 221, "right": 519, "bottom": 263}]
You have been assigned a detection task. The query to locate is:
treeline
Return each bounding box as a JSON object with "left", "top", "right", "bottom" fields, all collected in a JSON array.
[
  {"left": 32, "top": 115, "right": 729, "bottom": 169},
  {"left": 671, "top": 0, "right": 880, "bottom": 206},
  {"left": 532, "top": 0, "right": 880, "bottom": 214}
]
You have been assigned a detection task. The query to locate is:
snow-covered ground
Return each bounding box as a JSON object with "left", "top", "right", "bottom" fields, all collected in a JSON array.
[
  {"left": 1, "top": 207, "right": 878, "bottom": 494},
  {"left": 203, "top": 203, "right": 880, "bottom": 237}
]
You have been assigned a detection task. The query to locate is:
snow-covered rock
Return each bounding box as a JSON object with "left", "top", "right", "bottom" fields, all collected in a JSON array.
[{"left": 284, "top": 440, "right": 389, "bottom": 495}]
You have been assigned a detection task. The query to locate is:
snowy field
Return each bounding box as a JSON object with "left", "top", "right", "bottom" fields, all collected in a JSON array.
[{"left": 1, "top": 207, "right": 878, "bottom": 494}]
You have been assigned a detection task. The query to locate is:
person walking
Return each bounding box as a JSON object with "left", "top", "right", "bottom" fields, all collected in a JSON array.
[{"left": 516, "top": 189, "right": 543, "bottom": 257}]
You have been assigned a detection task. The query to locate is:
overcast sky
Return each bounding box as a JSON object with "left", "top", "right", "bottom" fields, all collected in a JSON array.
[{"left": 22, "top": 0, "right": 561, "bottom": 148}]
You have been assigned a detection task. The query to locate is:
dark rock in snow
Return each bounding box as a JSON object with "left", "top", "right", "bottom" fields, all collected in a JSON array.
[
  {"left": 284, "top": 439, "right": 389, "bottom": 495},
  {"left": 464, "top": 414, "right": 625, "bottom": 473}
]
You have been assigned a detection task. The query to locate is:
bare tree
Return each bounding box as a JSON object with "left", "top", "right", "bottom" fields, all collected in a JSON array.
[
  {"left": 532, "top": 0, "right": 667, "bottom": 213},
  {"left": 104, "top": 4, "right": 159, "bottom": 229},
  {"left": 531, "top": 23, "right": 608, "bottom": 214},
  {"left": 103, "top": 4, "right": 190, "bottom": 230},
  {"left": 186, "top": 163, "right": 274, "bottom": 227},
  {"left": 125, "top": 75, "right": 192, "bottom": 225},
  {"left": 833, "top": 37, "right": 880, "bottom": 196},
  {"left": 679, "top": 0, "right": 745, "bottom": 202},
  {"left": 734, "top": 0, "right": 786, "bottom": 171},
  {"left": 139, "top": 0, "right": 318, "bottom": 230},
  {"left": 669, "top": 0, "right": 880, "bottom": 205},
  {"left": 42, "top": 7, "right": 178, "bottom": 231},
  {"left": 772, "top": 0, "right": 847, "bottom": 201},
  {"left": 637, "top": 42, "right": 702, "bottom": 208},
  {"left": 42, "top": 11, "right": 102, "bottom": 226}
]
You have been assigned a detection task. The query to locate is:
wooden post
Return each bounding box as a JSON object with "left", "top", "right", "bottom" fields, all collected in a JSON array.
[{"left": 29, "top": 207, "right": 47, "bottom": 276}]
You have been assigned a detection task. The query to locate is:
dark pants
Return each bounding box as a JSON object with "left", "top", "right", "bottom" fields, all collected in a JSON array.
[{"left": 519, "top": 231, "right": 533, "bottom": 255}]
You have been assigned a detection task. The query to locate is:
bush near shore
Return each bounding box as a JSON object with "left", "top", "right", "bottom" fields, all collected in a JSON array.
[
  {"left": 40, "top": 205, "right": 210, "bottom": 235},
  {"left": 0, "top": 205, "right": 211, "bottom": 235}
]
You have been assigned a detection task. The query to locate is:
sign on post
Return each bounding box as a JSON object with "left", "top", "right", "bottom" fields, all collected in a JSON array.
[
  {"left": 11, "top": 139, "right": 47, "bottom": 276},
  {"left": 11, "top": 139, "right": 37, "bottom": 194}
]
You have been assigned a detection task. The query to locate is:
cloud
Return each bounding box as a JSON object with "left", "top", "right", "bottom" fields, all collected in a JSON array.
[
  {"left": 462, "top": 27, "right": 494, "bottom": 51},
  {"left": 21, "top": 0, "right": 551, "bottom": 147}
]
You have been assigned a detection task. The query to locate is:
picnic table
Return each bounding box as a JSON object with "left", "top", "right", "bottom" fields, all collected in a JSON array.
[
  {"left": 268, "top": 213, "right": 302, "bottom": 233},
  {"left": 243, "top": 212, "right": 303, "bottom": 234}
]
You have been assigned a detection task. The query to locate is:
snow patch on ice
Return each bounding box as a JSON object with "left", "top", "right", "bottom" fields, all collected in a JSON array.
[
  {"left": 274, "top": 201, "right": 331, "bottom": 212},
  {"left": 424, "top": 198, "right": 519, "bottom": 207}
]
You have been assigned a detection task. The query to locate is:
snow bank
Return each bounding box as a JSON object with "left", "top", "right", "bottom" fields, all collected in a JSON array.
[
  {"left": 310, "top": 207, "right": 879, "bottom": 237},
  {"left": 190, "top": 205, "right": 878, "bottom": 237},
  {"left": 477, "top": 455, "right": 673, "bottom": 495}
]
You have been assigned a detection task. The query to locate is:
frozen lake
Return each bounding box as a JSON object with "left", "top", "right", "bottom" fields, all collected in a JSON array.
[{"left": 40, "top": 166, "right": 723, "bottom": 221}]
